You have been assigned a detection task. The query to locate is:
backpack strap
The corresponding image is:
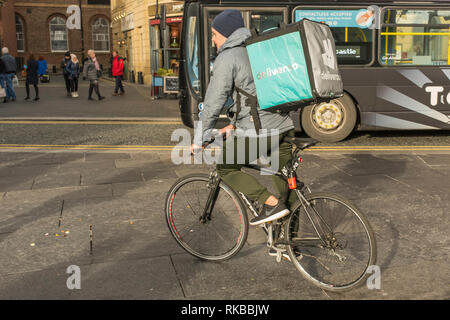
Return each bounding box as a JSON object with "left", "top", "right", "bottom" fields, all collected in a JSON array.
[
  {"left": 235, "top": 87, "right": 262, "bottom": 132},
  {"left": 222, "top": 44, "right": 262, "bottom": 132}
]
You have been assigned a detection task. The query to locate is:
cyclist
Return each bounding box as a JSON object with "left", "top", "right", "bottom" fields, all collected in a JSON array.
[{"left": 190, "top": 10, "right": 296, "bottom": 226}]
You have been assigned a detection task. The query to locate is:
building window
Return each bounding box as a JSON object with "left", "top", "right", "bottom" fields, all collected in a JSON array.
[
  {"left": 49, "top": 16, "right": 68, "bottom": 52},
  {"left": 16, "top": 15, "right": 25, "bottom": 52},
  {"left": 92, "top": 17, "right": 110, "bottom": 52}
]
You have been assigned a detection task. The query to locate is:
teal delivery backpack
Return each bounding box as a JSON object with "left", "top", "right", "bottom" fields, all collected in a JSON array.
[{"left": 237, "top": 19, "right": 343, "bottom": 130}]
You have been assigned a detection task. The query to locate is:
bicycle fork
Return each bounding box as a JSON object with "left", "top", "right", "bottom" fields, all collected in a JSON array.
[{"left": 200, "top": 171, "right": 221, "bottom": 223}]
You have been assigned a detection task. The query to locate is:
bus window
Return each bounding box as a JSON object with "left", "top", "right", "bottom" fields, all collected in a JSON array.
[
  {"left": 206, "top": 11, "right": 221, "bottom": 67},
  {"left": 206, "top": 10, "right": 285, "bottom": 66},
  {"left": 185, "top": 5, "right": 200, "bottom": 95},
  {"left": 294, "top": 8, "right": 374, "bottom": 65},
  {"left": 380, "top": 9, "right": 450, "bottom": 66},
  {"left": 250, "top": 12, "right": 283, "bottom": 33}
]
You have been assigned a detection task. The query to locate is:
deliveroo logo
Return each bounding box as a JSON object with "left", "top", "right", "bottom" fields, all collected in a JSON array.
[
  {"left": 322, "top": 39, "right": 336, "bottom": 70},
  {"left": 256, "top": 63, "right": 300, "bottom": 80}
]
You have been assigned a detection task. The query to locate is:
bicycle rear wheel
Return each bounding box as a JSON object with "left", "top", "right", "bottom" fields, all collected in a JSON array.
[
  {"left": 285, "top": 192, "right": 377, "bottom": 291},
  {"left": 165, "top": 174, "right": 249, "bottom": 261}
]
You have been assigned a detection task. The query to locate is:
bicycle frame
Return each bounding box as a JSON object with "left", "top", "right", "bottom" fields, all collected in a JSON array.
[{"left": 199, "top": 147, "right": 335, "bottom": 249}]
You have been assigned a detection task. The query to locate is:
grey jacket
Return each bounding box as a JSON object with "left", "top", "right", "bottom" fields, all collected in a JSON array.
[
  {"left": 0, "top": 54, "right": 17, "bottom": 74},
  {"left": 83, "top": 57, "right": 99, "bottom": 81},
  {"left": 194, "top": 27, "right": 294, "bottom": 145}
]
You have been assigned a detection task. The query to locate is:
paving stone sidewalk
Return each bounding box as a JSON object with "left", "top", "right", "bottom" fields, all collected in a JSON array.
[
  {"left": 0, "top": 150, "right": 448, "bottom": 299},
  {"left": 0, "top": 76, "right": 179, "bottom": 119}
]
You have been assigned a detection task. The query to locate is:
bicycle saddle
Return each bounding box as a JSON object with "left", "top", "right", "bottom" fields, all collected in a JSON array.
[{"left": 283, "top": 137, "right": 318, "bottom": 150}]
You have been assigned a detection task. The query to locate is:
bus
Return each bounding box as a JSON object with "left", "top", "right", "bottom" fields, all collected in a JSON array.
[{"left": 179, "top": 0, "right": 450, "bottom": 142}]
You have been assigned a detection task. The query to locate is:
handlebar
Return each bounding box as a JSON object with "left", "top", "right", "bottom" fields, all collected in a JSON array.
[{"left": 192, "top": 129, "right": 227, "bottom": 155}]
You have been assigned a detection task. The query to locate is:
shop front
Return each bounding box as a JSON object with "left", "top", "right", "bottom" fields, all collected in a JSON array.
[{"left": 149, "top": 1, "right": 183, "bottom": 94}]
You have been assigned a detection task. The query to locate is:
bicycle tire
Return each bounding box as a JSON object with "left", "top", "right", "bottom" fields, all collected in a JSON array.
[
  {"left": 285, "top": 192, "right": 377, "bottom": 292},
  {"left": 165, "top": 174, "right": 249, "bottom": 262}
]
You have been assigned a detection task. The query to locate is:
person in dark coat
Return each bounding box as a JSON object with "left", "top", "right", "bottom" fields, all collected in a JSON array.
[
  {"left": 0, "top": 58, "right": 6, "bottom": 92},
  {"left": 61, "top": 51, "right": 71, "bottom": 96},
  {"left": 66, "top": 54, "right": 80, "bottom": 98},
  {"left": 25, "top": 54, "right": 39, "bottom": 101}
]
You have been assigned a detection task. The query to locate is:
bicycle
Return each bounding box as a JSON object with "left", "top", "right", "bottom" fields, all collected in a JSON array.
[{"left": 165, "top": 135, "right": 377, "bottom": 292}]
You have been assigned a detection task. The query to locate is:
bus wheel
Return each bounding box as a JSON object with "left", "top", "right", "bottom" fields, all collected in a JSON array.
[{"left": 301, "top": 94, "right": 357, "bottom": 143}]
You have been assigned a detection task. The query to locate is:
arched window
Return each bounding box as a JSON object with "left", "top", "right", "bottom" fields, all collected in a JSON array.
[
  {"left": 92, "top": 17, "right": 110, "bottom": 52},
  {"left": 49, "top": 16, "right": 68, "bottom": 52},
  {"left": 16, "top": 15, "right": 25, "bottom": 52}
]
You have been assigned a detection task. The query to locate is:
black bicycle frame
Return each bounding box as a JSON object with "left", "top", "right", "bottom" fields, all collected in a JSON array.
[
  {"left": 200, "top": 174, "right": 221, "bottom": 223},
  {"left": 198, "top": 150, "right": 335, "bottom": 248}
]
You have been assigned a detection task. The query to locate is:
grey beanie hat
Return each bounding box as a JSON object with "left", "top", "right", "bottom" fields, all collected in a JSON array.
[{"left": 212, "top": 9, "right": 245, "bottom": 38}]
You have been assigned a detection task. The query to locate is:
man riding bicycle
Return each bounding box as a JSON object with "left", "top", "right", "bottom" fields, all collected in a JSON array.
[{"left": 190, "top": 10, "right": 297, "bottom": 226}]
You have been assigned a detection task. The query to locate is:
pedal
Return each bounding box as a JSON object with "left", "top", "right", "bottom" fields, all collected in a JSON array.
[
  {"left": 268, "top": 246, "right": 291, "bottom": 263},
  {"left": 276, "top": 251, "right": 282, "bottom": 263}
]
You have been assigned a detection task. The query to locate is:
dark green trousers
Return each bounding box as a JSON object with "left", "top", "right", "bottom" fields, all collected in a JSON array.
[{"left": 217, "top": 129, "right": 298, "bottom": 208}]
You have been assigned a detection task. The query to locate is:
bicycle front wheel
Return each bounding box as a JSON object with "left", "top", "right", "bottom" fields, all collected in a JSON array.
[
  {"left": 286, "top": 192, "right": 377, "bottom": 291},
  {"left": 165, "top": 174, "right": 249, "bottom": 261}
]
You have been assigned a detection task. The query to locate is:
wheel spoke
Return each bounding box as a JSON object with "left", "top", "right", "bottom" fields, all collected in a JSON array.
[
  {"left": 166, "top": 176, "right": 248, "bottom": 261},
  {"left": 287, "top": 193, "right": 376, "bottom": 291}
]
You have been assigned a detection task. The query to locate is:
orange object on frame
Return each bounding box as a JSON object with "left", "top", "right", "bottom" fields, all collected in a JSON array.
[{"left": 288, "top": 177, "right": 297, "bottom": 190}]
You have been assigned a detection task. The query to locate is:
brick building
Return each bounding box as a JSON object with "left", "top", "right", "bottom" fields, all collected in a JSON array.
[
  {"left": 3, "top": 0, "right": 111, "bottom": 72},
  {"left": 0, "top": 0, "right": 18, "bottom": 55}
]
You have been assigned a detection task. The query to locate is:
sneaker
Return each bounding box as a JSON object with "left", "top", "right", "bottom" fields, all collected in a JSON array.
[
  {"left": 112, "top": 92, "right": 118, "bottom": 96},
  {"left": 98, "top": 96, "right": 105, "bottom": 101},
  {"left": 34, "top": 97, "right": 40, "bottom": 101},
  {"left": 71, "top": 92, "right": 75, "bottom": 98},
  {"left": 24, "top": 97, "right": 30, "bottom": 100},
  {"left": 268, "top": 248, "right": 291, "bottom": 262},
  {"left": 75, "top": 92, "right": 79, "bottom": 98},
  {"left": 249, "top": 201, "right": 290, "bottom": 226}
]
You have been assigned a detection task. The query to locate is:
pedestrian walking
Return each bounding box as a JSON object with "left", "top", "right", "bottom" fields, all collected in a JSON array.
[
  {"left": 66, "top": 54, "right": 80, "bottom": 98},
  {"left": 24, "top": 54, "right": 39, "bottom": 101},
  {"left": 83, "top": 49, "right": 105, "bottom": 101},
  {"left": 111, "top": 50, "right": 125, "bottom": 96},
  {"left": 61, "top": 51, "right": 72, "bottom": 96},
  {"left": 0, "top": 47, "right": 17, "bottom": 103}
]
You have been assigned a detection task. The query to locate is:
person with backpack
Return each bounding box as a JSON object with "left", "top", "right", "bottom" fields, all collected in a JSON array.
[
  {"left": 66, "top": 54, "right": 80, "bottom": 98},
  {"left": 24, "top": 54, "right": 39, "bottom": 101},
  {"left": 190, "top": 10, "right": 295, "bottom": 226},
  {"left": 111, "top": 50, "right": 125, "bottom": 96}
]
